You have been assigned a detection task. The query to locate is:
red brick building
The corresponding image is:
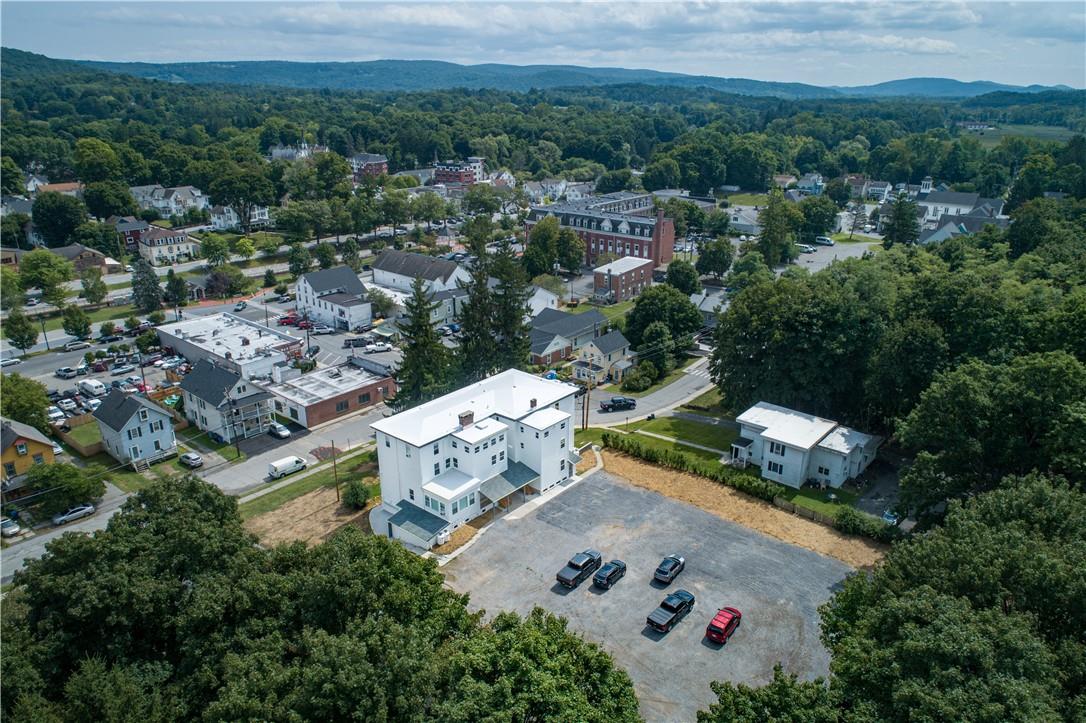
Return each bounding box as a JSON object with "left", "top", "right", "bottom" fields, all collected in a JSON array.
[
  {"left": 525, "top": 192, "right": 675, "bottom": 268},
  {"left": 265, "top": 360, "right": 395, "bottom": 428},
  {"left": 593, "top": 256, "right": 655, "bottom": 303},
  {"left": 434, "top": 157, "right": 485, "bottom": 186},
  {"left": 349, "top": 153, "right": 389, "bottom": 181}
]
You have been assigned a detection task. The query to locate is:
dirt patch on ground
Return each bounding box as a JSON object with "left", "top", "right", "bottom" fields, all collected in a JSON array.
[
  {"left": 575, "top": 448, "right": 598, "bottom": 475},
  {"left": 245, "top": 486, "right": 377, "bottom": 547},
  {"left": 601, "top": 451, "right": 886, "bottom": 569},
  {"left": 432, "top": 507, "right": 500, "bottom": 556}
]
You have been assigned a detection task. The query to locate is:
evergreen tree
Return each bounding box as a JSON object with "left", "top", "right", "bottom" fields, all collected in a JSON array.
[
  {"left": 288, "top": 242, "right": 312, "bottom": 278},
  {"left": 131, "top": 259, "right": 162, "bottom": 313},
  {"left": 456, "top": 255, "right": 499, "bottom": 383},
  {"left": 490, "top": 239, "right": 533, "bottom": 371},
  {"left": 262, "top": 268, "right": 277, "bottom": 288},
  {"left": 3, "top": 307, "right": 38, "bottom": 352},
  {"left": 164, "top": 269, "right": 188, "bottom": 305},
  {"left": 341, "top": 237, "right": 361, "bottom": 272},
  {"left": 61, "top": 305, "right": 91, "bottom": 339},
  {"left": 394, "top": 277, "right": 451, "bottom": 409},
  {"left": 881, "top": 193, "right": 920, "bottom": 248},
  {"left": 79, "top": 267, "right": 107, "bottom": 305},
  {"left": 756, "top": 189, "right": 803, "bottom": 266}
]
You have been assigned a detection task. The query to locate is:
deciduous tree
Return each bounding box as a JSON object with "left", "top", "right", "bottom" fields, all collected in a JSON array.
[
  {"left": 696, "top": 238, "right": 734, "bottom": 280},
  {"left": 201, "top": 236, "right": 230, "bottom": 267},
  {"left": 0, "top": 373, "right": 51, "bottom": 432},
  {"left": 61, "top": 305, "right": 91, "bottom": 340},
  {"left": 79, "top": 267, "right": 107, "bottom": 305},
  {"left": 624, "top": 284, "right": 701, "bottom": 349},
  {"left": 665, "top": 259, "right": 700, "bottom": 295},
  {"left": 313, "top": 241, "right": 336, "bottom": 269},
  {"left": 18, "top": 249, "right": 73, "bottom": 307}
]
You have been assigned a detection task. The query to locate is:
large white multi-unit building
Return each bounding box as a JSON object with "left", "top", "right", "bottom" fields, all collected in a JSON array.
[
  {"left": 157, "top": 313, "right": 302, "bottom": 380},
  {"left": 731, "top": 402, "right": 881, "bottom": 489},
  {"left": 372, "top": 369, "right": 579, "bottom": 549}
]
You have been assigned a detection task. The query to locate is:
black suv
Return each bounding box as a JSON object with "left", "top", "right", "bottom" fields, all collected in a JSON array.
[
  {"left": 556, "top": 549, "right": 603, "bottom": 589},
  {"left": 599, "top": 396, "right": 637, "bottom": 412}
]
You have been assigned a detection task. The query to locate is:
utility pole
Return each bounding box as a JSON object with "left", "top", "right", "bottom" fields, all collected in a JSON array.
[
  {"left": 332, "top": 438, "right": 340, "bottom": 501},
  {"left": 39, "top": 315, "right": 50, "bottom": 350}
]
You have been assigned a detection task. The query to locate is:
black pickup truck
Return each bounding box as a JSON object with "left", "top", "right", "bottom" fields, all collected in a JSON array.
[
  {"left": 646, "top": 589, "right": 696, "bottom": 633},
  {"left": 556, "top": 549, "right": 603, "bottom": 589},
  {"left": 599, "top": 396, "right": 637, "bottom": 412}
]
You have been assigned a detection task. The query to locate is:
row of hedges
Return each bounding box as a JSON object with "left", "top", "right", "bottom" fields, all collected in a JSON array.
[{"left": 599, "top": 432, "right": 902, "bottom": 545}]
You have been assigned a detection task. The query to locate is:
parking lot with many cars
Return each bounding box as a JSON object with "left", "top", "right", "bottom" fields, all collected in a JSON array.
[{"left": 443, "top": 471, "right": 852, "bottom": 722}]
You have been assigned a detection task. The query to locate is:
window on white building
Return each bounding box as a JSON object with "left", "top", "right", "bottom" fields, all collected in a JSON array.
[
  {"left": 433, "top": 463, "right": 440, "bottom": 475},
  {"left": 817, "top": 465, "right": 830, "bottom": 476},
  {"left": 433, "top": 443, "right": 439, "bottom": 455},
  {"left": 405, "top": 447, "right": 411, "bottom": 458},
  {"left": 490, "top": 454, "right": 497, "bottom": 465},
  {"left": 767, "top": 461, "right": 784, "bottom": 475},
  {"left": 769, "top": 442, "right": 785, "bottom": 456}
]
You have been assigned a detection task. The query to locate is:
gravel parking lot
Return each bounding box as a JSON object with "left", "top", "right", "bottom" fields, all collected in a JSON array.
[{"left": 442, "top": 471, "right": 852, "bottom": 722}]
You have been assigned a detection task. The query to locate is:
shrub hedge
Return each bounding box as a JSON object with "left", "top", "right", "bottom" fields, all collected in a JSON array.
[{"left": 600, "top": 432, "right": 902, "bottom": 544}]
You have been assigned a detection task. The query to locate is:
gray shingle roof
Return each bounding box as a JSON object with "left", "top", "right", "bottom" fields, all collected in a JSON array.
[
  {"left": 1, "top": 417, "right": 53, "bottom": 452},
  {"left": 532, "top": 308, "right": 606, "bottom": 339},
  {"left": 388, "top": 499, "right": 448, "bottom": 541},
  {"left": 179, "top": 360, "right": 241, "bottom": 407},
  {"left": 479, "top": 461, "right": 540, "bottom": 502},
  {"left": 372, "top": 250, "right": 461, "bottom": 283},
  {"left": 919, "top": 191, "right": 980, "bottom": 207},
  {"left": 530, "top": 328, "right": 567, "bottom": 355},
  {"left": 591, "top": 329, "right": 629, "bottom": 355},
  {"left": 92, "top": 391, "right": 169, "bottom": 432},
  {"left": 300, "top": 265, "right": 366, "bottom": 296}
]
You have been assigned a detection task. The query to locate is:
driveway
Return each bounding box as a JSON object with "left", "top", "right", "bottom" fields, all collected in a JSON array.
[
  {"left": 582, "top": 357, "right": 714, "bottom": 427},
  {"left": 442, "top": 471, "right": 851, "bottom": 722}
]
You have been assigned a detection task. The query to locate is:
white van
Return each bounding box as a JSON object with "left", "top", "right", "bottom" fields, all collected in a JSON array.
[
  {"left": 77, "top": 379, "right": 107, "bottom": 397},
  {"left": 268, "top": 456, "right": 307, "bottom": 480}
]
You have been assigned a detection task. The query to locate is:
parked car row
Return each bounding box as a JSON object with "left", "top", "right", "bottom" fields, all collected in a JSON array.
[{"left": 555, "top": 549, "right": 742, "bottom": 643}]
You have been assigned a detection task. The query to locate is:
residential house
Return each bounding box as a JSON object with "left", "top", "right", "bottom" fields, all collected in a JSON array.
[
  {"left": 773, "top": 174, "right": 798, "bottom": 189},
  {"left": 783, "top": 189, "right": 805, "bottom": 203},
  {"left": 531, "top": 308, "right": 607, "bottom": 352},
  {"left": 523, "top": 181, "right": 547, "bottom": 204},
  {"left": 24, "top": 174, "right": 49, "bottom": 194},
  {"left": 129, "top": 185, "right": 209, "bottom": 216},
  {"left": 372, "top": 369, "right": 579, "bottom": 549},
  {"left": 138, "top": 226, "right": 200, "bottom": 266},
  {"left": 179, "top": 360, "right": 274, "bottom": 442},
  {"left": 690, "top": 288, "right": 729, "bottom": 329},
  {"left": 210, "top": 205, "right": 271, "bottom": 231},
  {"left": 106, "top": 215, "right": 150, "bottom": 251},
  {"left": 348, "top": 152, "right": 389, "bottom": 180},
  {"left": 728, "top": 207, "right": 761, "bottom": 236},
  {"left": 915, "top": 191, "right": 1004, "bottom": 225},
  {"left": 93, "top": 391, "right": 177, "bottom": 469},
  {"left": 564, "top": 181, "right": 595, "bottom": 201},
  {"left": 571, "top": 329, "right": 631, "bottom": 384},
  {"left": 1, "top": 417, "right": 55, "bottom": 502},
  {"left": 431, "top": 282, "right": 558, "bottom": 327},
  {"left": 296, "top": 266, "right": 372, "bottom": 331},
  {"left": 489, "top": 170, "right": 517, "bottom": 189},
  {"left": 35, "top": 182, "right": 84, "bottom": 198},
  {"left": 866, "top": 181, "right": 892, "bottom": 203},
  {"left": 796, "top": 173, "right": 824, "bottom": 196},
  {"left": 260, "top": 358, "right": 393, "bottom": 428},
  {"left": 371, "top": 249, "right": 470, "bottom": 294},
  {"left": 593, "top": 256, "right": 654, "bottom": 303},
  {"left": 434, "top": 157, "right": 485, "bottom": 186},
  {"left": 730, "top": 402, "right": 881, "bottom": 489},
  {"left": 529, "top": 328, "right": 572, "bottom": 366},
  {"left": 51, "top": 244, "right": 122, "bottom": 274},
  {"left": 846, "top": 175, "right": 869, "bottom": 198},
  {"left": 1, "top": 195, "right": 33, "bottom": 218}
]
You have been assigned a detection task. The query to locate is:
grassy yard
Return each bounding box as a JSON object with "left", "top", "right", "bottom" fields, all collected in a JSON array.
[
  {"left": 28, "top": 303, "right": 139, "bottom": 334},
  {"left": 178, "top": 428, "right": 245, "bottom": 463},
  {"left": 830, "top": 232, "right": 881, "bottom": 244},
  {"left": 570, "top": 299, "right": 634, "bottom": 323},
  {"left": 67, "top": 423, "right": 102, "bottom": 446},
  {"left": 238, "top": 448, "right": 377, "bottom": 520},
  {"left": 83, "top": 452, "right": 154, "bottom": 493},
  {"left": 970, "top": 124, "right": 1077, "bottom": 149},
  {"left": 725, "top": 193, "right": 769, "bottom": 206},
  {"left": 617, "top": 356, "right": 698, "bottom": 398},
  {"left": 777, "top": 485, "right": 860, "bottom": 517},
  {"left": 680, "top": 387, "right": 732, "bottom": 416},
  {"left": 575, "top": 426, "right": 724, "bottom": 464},
  {"left": 635, "top": 416, "right": 737, "bottom": 451}
]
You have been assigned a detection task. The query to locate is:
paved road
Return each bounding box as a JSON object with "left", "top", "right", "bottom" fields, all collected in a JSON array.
[
  {"left": 581, "top": 357, "right": 715, "bottom": 427},
  {"left": 0, "top": 483, "right": 130, "bottom": 584}
]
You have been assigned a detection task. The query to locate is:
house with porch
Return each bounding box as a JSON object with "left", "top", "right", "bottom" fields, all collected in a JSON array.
[
  {"left": 93, "top": 391, "right": 177, "bottom": 470},
  {"left": 179, "top": 360, "right": 273, "bottom": 442},
  {"left": 730, "top": 402, "right": 881, "bottom": 489},
  {"left": 372, "top": 369, "right": 579, "bottom": 549},
  {"left": 570, "top": 330, "right": 632, "bottom": 384},
  {"left": 1, "top": 417, "right": 55, "bottom": 503}
]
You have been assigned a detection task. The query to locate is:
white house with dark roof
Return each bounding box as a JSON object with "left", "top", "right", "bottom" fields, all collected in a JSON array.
[
  {"left": 731, "top": 402, "right": 881, "bottom": 489},
  {"left": 371, "top": 249, "right": 470, "bottom": 294},
  {"left": 93, "top": 391, "right": 177, "bottom": 469},
  {"left": 571, "top": 329, "right": 631, "bottom": 384},
  {"left": 296, "top": 266, "right": 372, "bottom": 331},
  {"left": 915, "top": 190, "right": 1004, "bottom": 225},
  {"left": 372, "top": 369, "right": 579, "bottom": 549},
  {"left": 179, "top": 360, "right": 273, "bottom": 442},
  {"left": 129, "top": 185, "right": 209, "bottom": 215}
]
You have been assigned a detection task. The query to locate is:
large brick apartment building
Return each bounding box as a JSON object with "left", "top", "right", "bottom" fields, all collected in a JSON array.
[
  {"left": 434, "top": 157, "right": 485, "bottom": 186},
  {"left": 524, "top": 192, "right": 675, "bottom": 267}
]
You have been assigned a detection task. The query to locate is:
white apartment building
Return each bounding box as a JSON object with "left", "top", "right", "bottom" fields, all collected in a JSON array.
[
  {"left": 179, "top": 360, "right": 273, "bottom": 442},
  {"left": 210, "top": 204, "right": 271, "bottom": 231},
  {"left": 372, "top": 369, "right": 579, "bottom": 549},
  {"left": 296, "top": 266, "right": 372, "bottom": 331},
  {"left": 731, "top": 402, "right": 881, "bottom": 489}
]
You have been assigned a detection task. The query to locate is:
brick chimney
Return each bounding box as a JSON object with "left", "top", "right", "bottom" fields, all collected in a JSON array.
[
  {"left": 458, "top": 410, "right": 474, "bottom": 428},
  {"left": 529, "top": 398, "right": 537, "bottom": 409}
]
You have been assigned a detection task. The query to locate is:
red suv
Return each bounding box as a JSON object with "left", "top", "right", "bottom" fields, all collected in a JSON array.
[
  {"left": 296, "top": 320, "right": 312, "bottom": 330},
  {"left": 278, "top": 315, "right": 298, "bottom": 326},
  {"left": 705, "top": 607, "right": 742, "bottom": 644}
]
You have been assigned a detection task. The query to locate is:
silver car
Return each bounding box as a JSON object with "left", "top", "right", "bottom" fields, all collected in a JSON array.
[
  {"left": 1, "top": 517, "right": 22, "bottom": 537},
  {"left": 52, "top": 503, "right": 96, "bottom": 526},
  {"left": 179, "top": 452, "right": 204, "bottom": 469},
  {"left": 268, "top": 422, "right": 291, "bottom": 439}
]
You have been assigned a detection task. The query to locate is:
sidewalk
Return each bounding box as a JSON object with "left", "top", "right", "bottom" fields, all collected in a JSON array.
[{"left": 238, "top": 442, "right": 375, "bottom": 505}]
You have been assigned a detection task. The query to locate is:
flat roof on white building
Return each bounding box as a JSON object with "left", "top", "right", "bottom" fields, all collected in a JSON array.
[
  {"left": 423, "top": 468, "right": 477, "bottom": 499},
  {"left": 453, "top": 418, "right": 508, "bottom": 445},
  {"left": 593, "top": 256, "right": 653, "bottom": 275},
  {"left": 158, "top": 313, "right": 299, "bottom": 364},
  {"left": 261, "top": 363, "right": 385, "bottom": 406},
  {"left": 817, "top": 425, "right": 878, "bottom": 455},
  {"left": 521, "top": 407, "right": 569, "bottom": 430},
  {"left": 736, "top": 401, "right": 837, "bottom": 450},
  {"left": 372, "top": 369, "right": 578, "bottom": 447}
]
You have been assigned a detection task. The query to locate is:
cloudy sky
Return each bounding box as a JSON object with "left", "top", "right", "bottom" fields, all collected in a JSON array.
[{"left": 2, "top": 1, "right": 1083, "bottom": 87}]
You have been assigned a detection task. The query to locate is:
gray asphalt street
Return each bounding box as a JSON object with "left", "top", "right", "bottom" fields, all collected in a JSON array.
[{"left": 443, "top": 470, "right": 852, "bottom": 723}]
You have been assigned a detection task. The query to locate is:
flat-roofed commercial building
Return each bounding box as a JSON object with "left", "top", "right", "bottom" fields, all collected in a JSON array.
[
  {"left": 157, "top": 313, "right": 302, "bottom": 380},
  {"left": 260, "top": 358, "right": 394, "bottom": 428}
]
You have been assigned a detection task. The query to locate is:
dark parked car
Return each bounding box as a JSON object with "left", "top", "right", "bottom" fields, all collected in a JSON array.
[
  {"left": 654, "top": 554, "right": 685, "bottom": 584},
  {"left": 98, "top": 335, "right": 123, "bottom": 344},
  {"left": 599, "top": 396, "right": 636, "bottom": 412},
  {"left": 646, "top": 589, "right": 696, "bottom": 633},
  {"left": 555, "top": 549, "right": 602, "bottom": 589},
  {"left": 705, "top": 606, "right": 742, "bottom": 644},
  {"left": 592, "top": 560, "right": 627, "bottom": 590}
]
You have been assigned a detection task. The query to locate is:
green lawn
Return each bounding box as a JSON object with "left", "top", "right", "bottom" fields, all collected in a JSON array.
[
  {"left": 830, "top": 232, "right": 881, "bottom": 244},
  {"left": 83, "top": 452, "right": 154, "bottom": 493},
  {"left": 969, "top": 124, "right": 1077, "bottom": 149},
  {"left": 178, "top": 428, "right": 245, "bottom": 463},
  {"left": 635, "top": 416, "right": 737, "bottom": 451},
  {"left": 14, "top": 303, "right": 139, "bottom": 334},
  {"left": 238, "top": 448, "right": 378, "bottom": 520},
  {"left": 680, "top": 387, "right": 732, "bottom": 416},
  {"left": 67, "top": 423, "right": 102, "bottom": 446},
  {"left": 778, "top": 485, "right": 860, "bottom": 517},
  {"left": 570, "top": 299, "right": 634, "bottom": 323},
  {"left": 576, "top": 426, "right": 724, "bottom": 464},
  {"left": 618, "top": 356, "right": 698, "bottom": 398},
  {"left": 725, "top": 193, "right": 769, "bottom": 206}
]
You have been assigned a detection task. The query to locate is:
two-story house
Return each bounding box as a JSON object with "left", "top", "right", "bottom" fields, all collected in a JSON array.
[
  {"left": 371, "top": 249, "right": 470, "bottom": 294},
  {"left": 730, "top": 402, "right": 881, "bottom": 489},
  {"left": 210, "top": 204, "right": 271, "bottom": 231},
  {"left": 372, "top": 369, "right": 579, "bottom": 550},
  {"left": 179, "top": 360, "right": 273, "bottom": 442},
  {"left": 138, "top": 227, "right": 200, "bottom": 266},
  {"left": 296, "top": 266, "right": 372, "bottom": 331},
  {"left": 129, "top": 185, "right": 209, "bottom": 216},
  {"left": 531, "top": 308, "right": 607, "bottom": 352},
  {"left": 571, "top": 330, "right": 632, "bottom": 384},
  {"left": 93, "top": 391, "right": 177, "bottom": 470},
  {"left": 1, "top": 417, "right": 55, "bottom": 502},
  {"left": 106, "top": 215, "right": 151, "bottom": 252}
]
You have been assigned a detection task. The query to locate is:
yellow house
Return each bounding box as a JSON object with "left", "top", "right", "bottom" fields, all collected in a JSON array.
[{"left": 2, "top": 418, "right": 55, "bottom": 496}]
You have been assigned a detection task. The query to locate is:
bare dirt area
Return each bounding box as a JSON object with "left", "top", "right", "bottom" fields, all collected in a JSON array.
[
  {"left": 601, "top": 451, "right": 886, "bottom": 568},
  {"left": 245, "top": 486, "right": 376, "bottom": 546},
  {"left": 575, "top": 448, "right": 598, "bottom": 475},
  {"left": 432, "top": 507, "right": 499, "bottom": 555}
]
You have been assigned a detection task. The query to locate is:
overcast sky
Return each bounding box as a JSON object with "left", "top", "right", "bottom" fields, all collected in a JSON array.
[{"left": 2, "top": 1, "right": 1083, "bottom": 88}]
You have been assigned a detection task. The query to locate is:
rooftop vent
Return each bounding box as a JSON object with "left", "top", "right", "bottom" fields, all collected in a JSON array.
[
  {"left": 241, "top": 337, "right": 250, "bottom": 346},
  {"left": 458, "top": 410, "right": 474, "bottom": 428},
  {"left": 529, "top": 398, "right": 537, "bottom": 409}
]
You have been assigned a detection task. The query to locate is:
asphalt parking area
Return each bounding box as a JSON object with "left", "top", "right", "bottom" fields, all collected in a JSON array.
[{"left": 442, "top": 471, "right": 852, "bottom": 722}]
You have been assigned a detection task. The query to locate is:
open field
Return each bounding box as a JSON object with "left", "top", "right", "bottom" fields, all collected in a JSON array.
[
  {"left": 725, "top": 193, "right": 770, "bottom": 206},
  {"left": 969, "top": 124, "right": 1077, "bottom": 148},
  {"left": 570, "top": 299, "right": 634, "bottom": 322},
  {"left": 244, "top": 484, "right": 376, "bottom": 546},
  {"left": 238, "top": 450, "right": 378, "bottom": 520},
  {"left": 635, "top": 416, "right": 737, "bottom": 451}
]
